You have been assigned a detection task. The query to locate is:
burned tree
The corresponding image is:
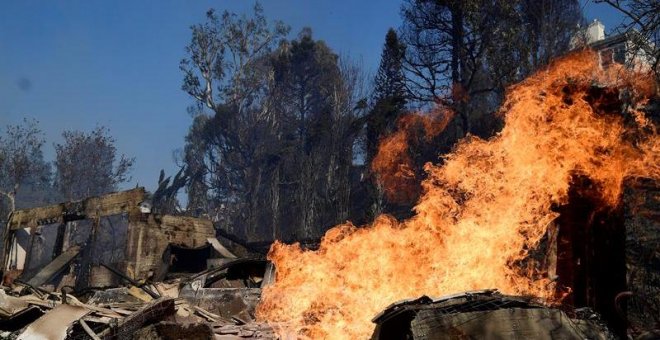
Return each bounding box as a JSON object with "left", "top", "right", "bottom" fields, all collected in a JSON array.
[
  {"left": 375, "top": 0, "right": 585, "bottom": 212},
  {"left": 368, "top": 28, "right": 407, "bottom": 165},
  {"left": 151, "top": 168, "right": 187, "bottom": 215},
  {"left": 54, "top": 126, "right": 134, "bottom": 201},
  {"left": 400, "top": 0, "right": 584, "bottom": 135},
  {"left": 180, "top": 3, "right": 289, "bottom": 241},
  {"left": 181, "top": 6, "right": 366, "bottom": 242},
  {"left": 269, "top": 28, "right": 363, "bottom": 240}
]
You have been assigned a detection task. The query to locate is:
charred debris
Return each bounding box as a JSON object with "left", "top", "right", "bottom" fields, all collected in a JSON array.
[
  {"left": 0, "top": 188, "right": 275, "bottom": 339},
  {"left": 371, "top": 290, "right": 616, "bottom": 340}
]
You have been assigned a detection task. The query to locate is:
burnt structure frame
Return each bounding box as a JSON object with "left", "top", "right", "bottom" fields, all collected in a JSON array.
[{"left": 0, "top": 188, "right": 216, "bottom": 290}]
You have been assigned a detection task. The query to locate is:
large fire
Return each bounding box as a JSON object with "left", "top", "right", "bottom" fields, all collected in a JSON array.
[{"left": 256, "top": 51, "right": 659, "bottom": 339}]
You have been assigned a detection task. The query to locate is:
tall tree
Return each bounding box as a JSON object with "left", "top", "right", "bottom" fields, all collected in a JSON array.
[
  {"left": 364, "top": 29, "right": 408, "bottom": 219},
  {"left": 181, "top": 3, "right": 291, "bottom": 240},
  {"left": 518, "top": 0, "right": 585, "bottom": 73},
  {"left": 367, "top": 28, "right": 407, "bottom": 163},
  {"left": 182, "top": 114, "right": 211, "bottom": 215},
  {"left": 54, "top": 126, "right": 134, "bottom": 201},
  {"left": 181, "top": 5, "right": 367, "bottom": 242},
  {"left": 270, "top": 28, "right": 362, "bottom": 239},
  {"left": 382, "top": 0, "right": 584, "bottom": 213},
  {"left": 0, "top": 118, "right": 51, "bottom": 217},
  {"left": 180, "top": 3, "right": 289, "bottom": 227}
]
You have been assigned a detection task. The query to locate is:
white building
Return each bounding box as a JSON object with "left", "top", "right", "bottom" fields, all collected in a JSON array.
[{"left": 582, "top": 19, "right": 655, "bottom": 71}]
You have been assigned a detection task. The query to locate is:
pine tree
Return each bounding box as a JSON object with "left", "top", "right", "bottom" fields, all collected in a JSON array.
[
  {"left": 373, "top": 29, "right": 407, "bottom": 105},
  {"left": 367, "top": 28, "right": 407, "bottom": 163},
  {"left": 363, "top": 29, "right": 408, "bottom": 219}
]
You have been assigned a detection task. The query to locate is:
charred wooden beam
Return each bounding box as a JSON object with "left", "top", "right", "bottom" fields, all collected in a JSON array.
[
  {"left": 7, "top": 188, "right": 146, "bottom": 231},
  {"left": 99, "top": 263, "right": 160, "bottom": 299},
  {"left": 25, "top": 246, "right": 80, "bottom": 288}
]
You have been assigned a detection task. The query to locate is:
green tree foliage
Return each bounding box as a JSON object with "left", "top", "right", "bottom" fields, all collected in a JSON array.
[{"left": 54, "top": 126, "right": 134, "bottom": 201}]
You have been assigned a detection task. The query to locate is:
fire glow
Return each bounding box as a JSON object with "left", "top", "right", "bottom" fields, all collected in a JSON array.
[{"left": 256, "top": 51, "right": 660, "bottom": 339}]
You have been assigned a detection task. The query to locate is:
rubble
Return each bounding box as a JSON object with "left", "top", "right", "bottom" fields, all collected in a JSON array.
[
  {"left": 0, "top": 188, "right": 277, "bottom": 339},
  {"left": 17, "top": 304, "right": 90, "bottom": 340},
  {"left": 0, "top": 283, "right": 276, "bottom": 339},
  {"left": 371, "top": 290, "right": 616, "bottom": 340}
]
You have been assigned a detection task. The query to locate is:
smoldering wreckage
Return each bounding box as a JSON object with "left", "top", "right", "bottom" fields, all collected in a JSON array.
[
  {"left": 0, "top": 188, "right": 621, "bottom": 340},
  {"left": 1, "top": 54, "right": 660, "bottom": 339}
]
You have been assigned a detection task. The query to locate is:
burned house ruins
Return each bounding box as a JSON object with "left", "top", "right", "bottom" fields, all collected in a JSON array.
[
  {"left": 0, "top": 187, "right": 216, "bottom": 289},
  {"left": 0, "top": 188, "right": 276, "bottom": 339}
]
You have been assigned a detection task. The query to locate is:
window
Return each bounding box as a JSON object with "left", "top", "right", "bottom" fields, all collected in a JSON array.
[
  {"left": 613, "top": 46, "right": 626, "bottom": 64},
  {"left": 600, "top": 49, "right": 614, "bottom": 67}
]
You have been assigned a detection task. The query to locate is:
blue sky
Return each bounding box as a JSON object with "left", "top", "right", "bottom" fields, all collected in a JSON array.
[{"left": 0, "top": 1, "right": 625, "bottom": 194}]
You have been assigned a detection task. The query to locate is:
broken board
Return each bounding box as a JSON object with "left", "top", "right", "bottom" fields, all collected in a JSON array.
[
  {"left": 17, "top": 304, "right": 89, "bottom": 340},
  {"left": 25, "top": 246, "right": 80, "bottom": 288}
]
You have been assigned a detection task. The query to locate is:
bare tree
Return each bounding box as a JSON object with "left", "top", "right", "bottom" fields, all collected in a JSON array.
[
  {"left": 400, "top": 0, "right": 584, "bottom": 134},
  {"left": 151, "top": 167, "right": 187, "bottom": 215}
]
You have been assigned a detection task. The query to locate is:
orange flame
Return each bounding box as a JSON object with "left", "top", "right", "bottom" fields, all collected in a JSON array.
[
  {"left": 371, "top": 108, "right": 454, "bottom": 203},
  {"left": 257, "top": 51, "right": 659, "bottom": 339}
]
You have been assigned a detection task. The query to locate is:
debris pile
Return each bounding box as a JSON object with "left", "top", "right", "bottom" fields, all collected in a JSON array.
[
  {"left": 371, "top": 290, "right": 616, "bottom": 340},
  {"left": 0, "top": 188, "right": 276, "bottom": 339},
  {"left": 0, "top": 281, "right": 276, "bottom": 339}
]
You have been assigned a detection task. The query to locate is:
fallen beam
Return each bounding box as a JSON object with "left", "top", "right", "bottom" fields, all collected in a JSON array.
[
  {"left": 207, "top": 237, "right": 238, "bottom": 259},
  {"left": 100, "top": 263, "right": 160, "bottom": 299},
  {"left": 26, "top": 246, "right": 80, "bottom": 288},
  {"left": 79, "top": 319, "right": 101, "bottom": 340},
  {"left": 102, "top": 297, "right": 175, "bottom": 339}
]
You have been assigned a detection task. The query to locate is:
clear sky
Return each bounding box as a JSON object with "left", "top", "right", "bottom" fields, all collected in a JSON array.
[{"left": 0, "top": 1, "right": 625, "bottom": 194}]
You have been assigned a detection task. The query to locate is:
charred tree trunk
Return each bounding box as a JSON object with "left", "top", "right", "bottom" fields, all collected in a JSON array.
[{"left": 450, "top": 2, "right": 470, "bottom": 135}]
